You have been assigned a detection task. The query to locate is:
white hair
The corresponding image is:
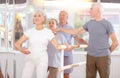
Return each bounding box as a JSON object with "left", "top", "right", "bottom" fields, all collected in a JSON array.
[
  {"left": 32, "top": 9, "right": 47, "bottom": 24},
  {"left": 92, "top": 2, "right": 104, "bottom": 13},
  {"left": 33, "top": 9, "right": 46, "bottom": 17}
]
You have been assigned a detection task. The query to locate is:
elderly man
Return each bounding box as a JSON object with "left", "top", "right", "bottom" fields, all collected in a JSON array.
[
  {"left": 57, "top": 10, "right": 87, "bottom": 78},
  {"left": 56, "top": 3, "right": 119, "bottom": 78}
]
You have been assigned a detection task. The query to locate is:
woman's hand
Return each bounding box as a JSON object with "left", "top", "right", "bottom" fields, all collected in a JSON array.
[{"left": 21, "top": 48, "right": 30, "bottom": 55}]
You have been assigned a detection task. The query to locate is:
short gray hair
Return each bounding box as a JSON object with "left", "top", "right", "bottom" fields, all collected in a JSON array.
[
  {"left": 92, "top": 2, "right": 104, "bottom": 13},
  {"left": 33, "top": 9, "right": 47, "bottom": 24}
]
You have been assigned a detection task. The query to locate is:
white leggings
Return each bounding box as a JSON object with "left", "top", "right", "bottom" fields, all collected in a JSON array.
[{"left": 22, "top": 53, "right": 48, "bottom": 78}]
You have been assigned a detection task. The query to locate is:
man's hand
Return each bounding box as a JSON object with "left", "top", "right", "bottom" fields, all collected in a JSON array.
[{"left": 65, "top": 44, "right": 80, "bottom": 51}]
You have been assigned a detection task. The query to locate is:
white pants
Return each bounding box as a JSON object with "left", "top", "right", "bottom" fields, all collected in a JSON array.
[{"left": 22, "top": 52, "right": 48, "bottom": 78}]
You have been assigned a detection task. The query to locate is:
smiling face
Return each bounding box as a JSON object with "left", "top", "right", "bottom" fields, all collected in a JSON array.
[
  {"left": 48, "top": 19, "right": 57, "bottom": 30},
  {"left": 89, "top": 3, "right": 101, "bottom": 18},
  {"left": 33, "top": 11, "right": 45, "bottom": 25},
  {"left": 59, "top": 11, "right": 68, "bottom": 24}
]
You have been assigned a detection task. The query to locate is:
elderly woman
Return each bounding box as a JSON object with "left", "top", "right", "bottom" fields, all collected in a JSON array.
[{"left": 15, "top": 10, "right": 67, "bottom": 78}]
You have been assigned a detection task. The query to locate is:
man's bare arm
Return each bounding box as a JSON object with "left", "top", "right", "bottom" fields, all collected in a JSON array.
[
  {"left": 55, "top": 27, "right": 86, "bottom": 35},
  {"left": 109, "top": 32, "right": 119, "bottom": 52},
  {"left": 75, "top": 35, "right": 88, "bottom": 45}
]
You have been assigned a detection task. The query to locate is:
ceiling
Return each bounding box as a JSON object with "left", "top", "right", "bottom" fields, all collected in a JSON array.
[
  {"left": 93, "top": 0, "right": 120, "bottom": 3},
  {"left": 0, "top": 0, "right": 120, "bottom": 4},
  {"left": 0, "top": 0, "right": 27, "bottom": 4}
]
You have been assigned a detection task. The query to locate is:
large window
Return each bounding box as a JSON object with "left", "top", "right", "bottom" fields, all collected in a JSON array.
[{"left": 74, "top": 11, "right": 89, "bottom": 52}]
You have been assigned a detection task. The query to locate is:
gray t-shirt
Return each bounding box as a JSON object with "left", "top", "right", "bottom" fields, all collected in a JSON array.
[
  {"left": 83, "top": 19, "right": 114, "bottom": 57},
  {"left": 47, "top": 32, "right": 67, "bottom": 68}
]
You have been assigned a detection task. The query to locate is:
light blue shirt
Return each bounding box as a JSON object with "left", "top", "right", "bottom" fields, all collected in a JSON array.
[
  {"left": 47, "top": 32, "right": 67, "bottom": 68},
  {"left": 58, "top": 24, "right": 74, "bottom": 56}
]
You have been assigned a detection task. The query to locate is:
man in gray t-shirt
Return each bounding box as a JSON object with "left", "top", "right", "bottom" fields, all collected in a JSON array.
[
  {"left": 83, "top": 19, "right": 114, "bottom": 57},
  {"left": 56, "top": 3, "right": 119, "bottom": 78},
  {"left": 83, "top": 18, "right": 116, "bottom": 78}
]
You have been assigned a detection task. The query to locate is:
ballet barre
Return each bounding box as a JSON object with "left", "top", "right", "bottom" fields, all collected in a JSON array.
[
  {"left": 59, "top": 44, "right": 88, "bottom": 78},
  {"left": 58, "top": 61, "right": 86, "bottom": 72},
  {"left": 79, "top": 44, "right": 88, "bottom": 48}
]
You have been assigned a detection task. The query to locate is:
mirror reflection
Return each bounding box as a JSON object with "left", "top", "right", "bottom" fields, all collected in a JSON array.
[{"left": 0, "top": 11, "right": 27, "bottom": 51}]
